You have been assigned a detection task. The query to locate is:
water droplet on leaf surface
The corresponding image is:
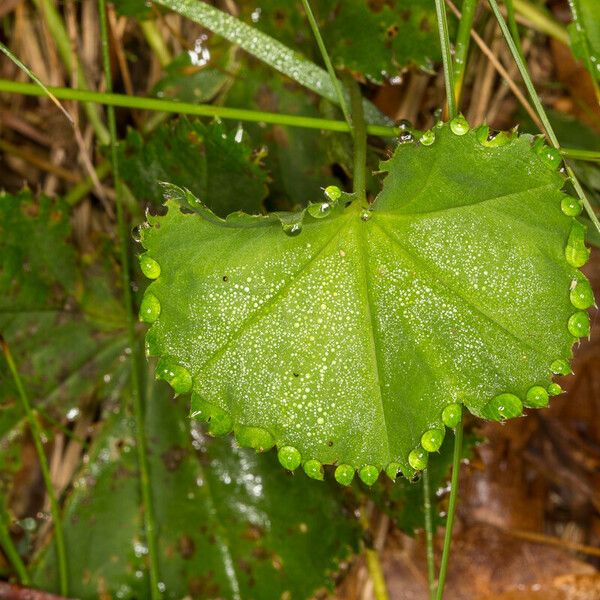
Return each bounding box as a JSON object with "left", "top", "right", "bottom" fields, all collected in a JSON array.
[
  {"left": 441, "top": 404, "right": 462, "bottom": 428},
  {"left": 303, "top": 459, "right": 324, "bottom": 481},
  {"left": 334, "top": 464, "right": 354, "bottom": 486},
  {"left": 570, "top": 278, "right": 594, "bottom": 309},
  {"left": 139, "top": 254, "right": 161, "bottom": 279},
  {"left": 155, "top": 358, "right": 192, "bottom": 394},
  {"left": 139, "top": 292, "right": 161, "bottom": 323},
  {"left": 421, "top": 428, "right": 444, "bottom": 452},
  {"left": 525, "top": 385, "right": 549, "bottom": 408},
  {"left": 278, "top": 446, "right": 302, "bottom": 471},
  {"left": 568, "top": 311, "right": 590, "bottom": 338},
  {"left": 561, "top": 197, "right": 582, "bottom": 217},
  {"left": 408, "top": 448, "right": 428, "bottom": 471},
  {"left": 359, "top": 465, "right": 379, "bottom": 486},
  {"left": 550, "top": 359, "right": 571, "bottom": 375},
  {"left": 419, "top": 130, "right": 435, "bottom": 146},
  {"left": 484, "top": 393, "right": 523, "bottom": 420},
  {"left": 450, "top": 114, "right": 469, "bottom": 135}
]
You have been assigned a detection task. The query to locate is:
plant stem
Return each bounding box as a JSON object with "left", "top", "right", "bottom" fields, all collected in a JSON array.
[
  {"left": 422, "top": 468, "right": 436, "bottom": 600},
  {"left": 1, "top": 339, "right": 67, "bottom": 595},
  {"left": 561, "top": 147, "right": 600, "bottom": 162},
  {"left": 434, "top": 0, "right": 457, "bottom": 118},
  {"left": 152, "top": 0, "right": 389, "bottom": 125},
  {"left": 505, "top": 0, "right": 526, "bottom": 63},
  {"left": 140, "top": 20, "right": 172, "bottom": 68},
  {"left": 30, "top": 0, "right": 109, "bottom": 144},
  {"left": 0, "top": 79, "right": 399, "bottom": 138},
  {"left": 348, "top": 78, "right": 367, "bottom": 203},
  {"left": 97, "top": 2, "right": 161, "bottom": 598},
  {"left": 488, "top": 0, "right": 600, "bottom": 235},
  {"left": 0, "top": 514, "right": 30, "bottom": 585},
  {"left": 512, "top": 0, "right": 569, "bottom": 46},
  {"left": 567, "top": 0, "right": 600, "bottom": 105},
  {"left": 435, "top": 412, "right": 463, "bottom": 600},
  {"left": 300, "top": 0, "right": 352, "bottom": 129},
  {"left": 359, "top": 506, "right": 389, "bottom": 600},
  {"left": 452, "top": 0, "right": 477, "bottom": 106}
]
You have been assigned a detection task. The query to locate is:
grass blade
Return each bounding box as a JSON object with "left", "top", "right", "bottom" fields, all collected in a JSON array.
[
  {"left": 1, "top": 338, "right": 68, "bottom": 596},
  {"left": 152, "top": 0, "right": 389, "bottom": 126},
  {"left": 98, "top": 1, "right": 161, "bottom": 597}
]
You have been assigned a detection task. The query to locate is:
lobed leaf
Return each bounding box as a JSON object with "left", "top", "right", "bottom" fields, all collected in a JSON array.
[
  {"left": 119, "top": 118, "right": 269, "bottom": 217},
  {"left": 140, "top": 120, "right": 593, "bottom": 482},
  {"left": 568, "top": 0, "right": 600, "bottom": 83},
  {"left": 33, "top": 377, "right": 359, "bottom": 599}
]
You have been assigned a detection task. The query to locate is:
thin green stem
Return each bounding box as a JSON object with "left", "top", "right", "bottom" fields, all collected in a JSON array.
[
  {"left": 512, "top": 0, "right": 569, "bottom": 46},
  {"left": 0, "top": 514, "right": 30, "bottom": 585},
  {"left": 0, "top": 79, "right": 399, "bottom": 138},
  {"left": 505, "top": 0, "right": 526, "bottom": 63},
  {"left": 568, "top": 0, "right": 600, "bottom": 105},
  {"left": 434, "top": 0, "right": 457, "bottom": 119},
  {"left": 0, "top": 41, "right": 72, "bottom": 124},
  {"left": 488, "top": 0, "right": 600, "bottom": 235},
  {"left": 30, "top": 0, "right": 109, "bottom": 144},
  {"left": 300, "top": 0, "right": 352, "bottom": 129},
  {"left": 1, "top": 339, "right": 67, "bottom": 595},
  {"left": 348, "top": 78, "right": 367, "bottom": 203},
  {"left": 98, "top": 2, "right": 161, "bottom": 598},
  {"left": 452, "top": 0, "right": 477, "bottom": 107},
  {"left": 358, "top": 506, "right": 389, "bottom": 600},
  {"left": 435, "top": 413, "right": 463, "bottom": 600},
  {"left": 422, "top": 469, "right": 436, "bottom": 600},
  {"left": 561, "top": 147, "right": 600, "bottom": 162},
  {"left": 140, "top": 20, "right": 172, "bottom": 68}
]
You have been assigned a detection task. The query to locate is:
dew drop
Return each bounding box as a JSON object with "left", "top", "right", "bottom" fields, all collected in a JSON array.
[
  {"left": 307, "top": 202, "right": 331, "bottom": 219},
  {"left": 361, "top": 211, "right": 371, "bottom": 221},
  {"left": 139, "top": 292, "right": 161, "bottom": 323},
  {"left": 334, "top": 464, "right": 355, "bottom": 486},
  {"left": 303, "top": 459, "right": 324, "bottom": 481},
  {"left": 441, "top": 403, "right": 462, "bottom": 428},
  {"left": 282, "top": 222, "right": 302, "bottom": 237},
  {"left": 398, "top": 131, "right": 414, "bottom": 143},
  {"left": 359, "top": 465, "right": 379, "bottom": 486},
  {"left": 547, "top": 383, "right": 563, "bottom": 396},
  {"left": 570, "top": 278, "right": 594, "bottom": 310},
  {"left": 550, "top": 359, "right": 572, "bottom": 375},
  {"left": 568, "top": 311, "right": 590, "bottom": 338},
  {"left": 278, "top": 446, "right": 302, "bottom": 471},
  {"left": 324, "top": 185, "right": 342, "bottom": 202},
  {"left": 419, "top": 130, "right": 435, "bottom": 146},
  {"left": 536, "top": 145, "right": 562, "bottom": 170},
  {"left": 525, "top": 385, "right": 549, "bottom": 408},
  {"left": 484, "top": 393, "right": 523, "bottom": 420},
  {"left": 139, "top": 254, "right": 161, "bottom": 279},
  {"left": 408, "top": 448, "right": 428, "bottom": 471},
  {"left": 561, "top": 197, "right": 582, "bottom": 217},
  {"left": 421, "top": 428, "right": 445, "bottom": 452},
  {"left": 398, "top": 119, "right": 412, "bottom": 131},
  {"left": 565, "top": 222, "right": 590, "bottom": 268},
  {"left": 450, "top": 114, "right": 469, "bottom": 136},
  {"left": 236, "top": 425, "right": 274, "bottom": 452}
]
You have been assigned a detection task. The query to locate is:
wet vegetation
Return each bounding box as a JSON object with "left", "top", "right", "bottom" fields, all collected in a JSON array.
[{"left": 1, "top": 1, "right": 600, "bottom": 599}]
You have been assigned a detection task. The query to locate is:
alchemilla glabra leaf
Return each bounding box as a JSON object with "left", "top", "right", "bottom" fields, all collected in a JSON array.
[{"left": 140, "top": 122, "right": 593, "bottom": 482}]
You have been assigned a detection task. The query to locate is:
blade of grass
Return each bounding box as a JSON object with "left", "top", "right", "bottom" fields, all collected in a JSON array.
[
  {"left": 0, "top": 41, "right": 72, "bottom": 124},
  {"left": 488, "top": 0, "right": 600, "bottom": 234},
  {"left": 0, "top": 514, "right": 30, "bottom": 585},
  {"left": 567, "top": 0, "right": 600, "bottom": 105},
  {"left": 0, "top": 79, "right": 399, "bottom": 137},
  {"left": 435, "top": 412, "right": 464, "bottom": 600},
  {"left": 300, "top": 0, "right": 352, "bottom": 129},
  {"left": 348, "top": 77, "right": 366, "bottom": 202},
  {"left": 30, "top": 0, "right": 109, "bottom": 144},
  {"left": 97, "top": 2, "right": 161, "bottom": 598},
  {"left": 506, "top": 0, "right": 526, "bottom": 63},
  {"left": 422, "top": 469, "right": 436, "bottom": 600},
  {"left": 512, "top": 0, "right": 569, "bottom": 46},
  {"left": 1, "top": 338, "right": 68, "bottom": 596},
  {"left": 359, "top": 505, "right": 389, "bottom": 600},
  {"left": 434, "top": 0, "right": 457, "bottom": 118},
  {"left": 152, "top": 0, "right": 389, "bottom": 126},
  {"left": 561, "top": 148, "right": 600, "bottom": 162},
  {"left": 452, "top": 0, "right": 477, "bottom": 106}
]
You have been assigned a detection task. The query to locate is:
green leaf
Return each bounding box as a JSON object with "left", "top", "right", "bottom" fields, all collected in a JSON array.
[
  {"left": 140, "top": 121, "right": 590, "bottom": 478},
  {"left": 152, "top": 0, "right": 390, "bottom": 125},
  {"left": 568, "top": 0, "right": 600, "bottom": 82},
  {"left": 0, "top": 191, "right": 128, "bottom": 439},
  {"left": 33, "top": 377, "right": 359, "bottom": 599},
  {"left": 119, "top": 118, "right": 269, "bottom": 216},
  {"left": 239, "top": 1, "right": 444, "bottom": 84}
]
